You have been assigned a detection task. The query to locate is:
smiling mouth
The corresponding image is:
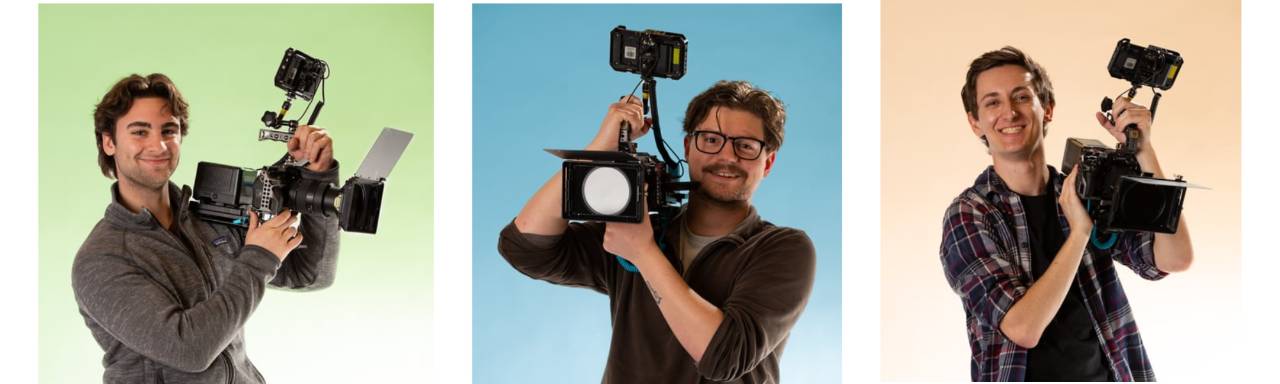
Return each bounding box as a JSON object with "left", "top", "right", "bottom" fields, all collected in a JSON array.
[{"left": 997, "top": 125, "right": 1024, "bottom": 134}]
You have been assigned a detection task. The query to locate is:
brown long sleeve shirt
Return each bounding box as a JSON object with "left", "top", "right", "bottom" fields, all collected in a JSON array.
[{"left": 498, "top": 208, "right": 815, "bottom": 383}]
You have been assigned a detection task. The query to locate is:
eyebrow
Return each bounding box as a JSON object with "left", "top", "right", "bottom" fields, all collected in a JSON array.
[
  {"left": 979, "top": 86, "right": 1032, "bottom": 101},
  {"left": 125, "top": 121, "right": 179, "bottom": 129}
]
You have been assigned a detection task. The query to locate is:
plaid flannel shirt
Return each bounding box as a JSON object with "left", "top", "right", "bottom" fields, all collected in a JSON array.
[{"left": 940, "top": 165, "right": 1166, "bottom": 382}]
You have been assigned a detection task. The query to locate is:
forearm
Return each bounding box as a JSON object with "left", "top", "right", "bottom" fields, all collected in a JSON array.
[
  {"left": 513, "top": 172, "right": 570, "bottom": 235},
  {"left": 1136, "top": 145, "right": 1194, "bottom": 272},
  {"left": 74, "top": 248, "right": 279, "bottom": 372},
  {"left": 272, "top": 212, "right": 340, "bottom": 290},
  {"left": 999, "top": 230, "right": 1088, "bottom": 348},
  {"left": 633, "top": 246, "right": 724, "bottom": 362},
  {"left": 1154, "top": 217, "right": 1194, "bottom": 272},
  {"left": 514, "top": 133, "right": 621, "bottom": 236}
]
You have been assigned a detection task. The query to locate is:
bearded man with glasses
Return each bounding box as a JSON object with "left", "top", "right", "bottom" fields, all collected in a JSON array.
[{"left": 497, "top": 80, "right": 816, "bottom": 383}]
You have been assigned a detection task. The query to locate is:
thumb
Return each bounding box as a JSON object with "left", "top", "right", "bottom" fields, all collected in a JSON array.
[
  {"left": 1095, "top": 111, "right": 1114, "bottom": 130},
  {"left": 248, "top": 211, "right": 258, "bottom": 231}
]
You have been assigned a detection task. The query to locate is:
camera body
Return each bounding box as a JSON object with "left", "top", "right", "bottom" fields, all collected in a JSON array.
[
  {"left": 191, "top": 127, "right": 410, "bottom": 235},
  {"left": 551, "top": 149, "right": 685, "bottom": 223},
  {"left": 1062, "top": 138, "right": 1186, "bottom": 234},
  {"left": 1107, "top": 38, "right": 1182, "bottom": 90},
  {"left": 609, "top": 26, "right": 688, "bottom": 80}
]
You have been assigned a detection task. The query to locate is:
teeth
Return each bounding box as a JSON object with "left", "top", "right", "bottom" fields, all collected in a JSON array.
[{"left": 999, "top": 126, "right": 1023, "bottom": 134}]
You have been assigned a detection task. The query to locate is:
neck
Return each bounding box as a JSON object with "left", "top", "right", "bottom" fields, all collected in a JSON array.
[
  {"left": 685, "top": 192, "right": 751, "bottom": 237},
  {"left": 118, "top": 180, "right": 174, "bottom": 230},
  {"left": 991, "top": 149, "right": 1049, "bottom": 196}
]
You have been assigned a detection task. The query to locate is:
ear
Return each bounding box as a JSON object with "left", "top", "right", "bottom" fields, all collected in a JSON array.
[
  {"left": 683, "top": 135, "right": 692, "bottom": 158},
  {"left": 101, "top": 132, "right": 116, "bottom": 156},
  {"left": 762, "top": 150, "right": 776, "bottom": 178},
  {"left": 1043, "top": 102, "right": 1055, "bottom": 124}
]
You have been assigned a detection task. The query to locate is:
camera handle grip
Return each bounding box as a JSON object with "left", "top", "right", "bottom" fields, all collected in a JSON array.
[{"left": 611, "top": 254, "right": 640, "bottom": 272}]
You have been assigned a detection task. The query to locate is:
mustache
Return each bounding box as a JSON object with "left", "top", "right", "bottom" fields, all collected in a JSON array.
[{"left": 703, "top": 163, "right": 745, "bottom": 177}]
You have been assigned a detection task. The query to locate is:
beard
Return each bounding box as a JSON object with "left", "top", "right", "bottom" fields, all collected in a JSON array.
[
  {"left": 694, "top": 162, "right": 753, "bottom": 204},
  {"left": 117, "top": 156, "right": 175, "bottom": 191}
]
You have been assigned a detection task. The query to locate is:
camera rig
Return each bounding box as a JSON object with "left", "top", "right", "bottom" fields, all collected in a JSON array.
[
  {"left": 190, "top": 48, "right": 412, "bottom": 235},
  {"left": 546, "top": 26, "right": 694, "bottom": 272},
  {"left": 1062, "top": 38, "right": 1194, "bottom": 249},
  {"left": 260, "top": 48, "right": 328, "bottom": 143}
]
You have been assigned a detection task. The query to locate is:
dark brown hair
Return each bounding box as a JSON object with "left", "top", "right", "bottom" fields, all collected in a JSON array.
[
  {"left": 93, "top": 73, "right": 190, "bottom": 179},
  {"left": 960, "top": 46, "right": 1055, "bottom": 119},
  {"left": 682, "top": 80, "right": 787, "bottom": 151}
]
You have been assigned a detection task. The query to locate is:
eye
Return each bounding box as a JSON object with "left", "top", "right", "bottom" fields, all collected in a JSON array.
[
  {"left": 131, "top": 129, "right": 147, "bottom": 137},
  {"left": 984, "top": 100, "right": 999, "bottom": 108},
  {"left": 703, "top": 134, "right": 722, "bottom": 144},
  {"left": 1015, "top": 94, "right": 1032, "bottom": 103},
  {"left": 162, "top": 128, "right": 178, "bottom": 137}
]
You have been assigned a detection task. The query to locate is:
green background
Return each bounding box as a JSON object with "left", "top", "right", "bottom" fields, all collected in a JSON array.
[{"left": 39, "top": 4, "right": 433, "bottom": 383}]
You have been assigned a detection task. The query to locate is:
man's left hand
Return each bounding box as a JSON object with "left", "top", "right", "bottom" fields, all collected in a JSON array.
[{"left": 287, "top": 125, "right": 335, "bottom": 172}]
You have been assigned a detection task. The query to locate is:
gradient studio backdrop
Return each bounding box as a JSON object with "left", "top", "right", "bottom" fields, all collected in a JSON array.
[
  {"left": 880, "top": 0, "right": 1240, "bottom": 381},
  {"left": 472, "top": 4, "right": 841, "bottom": 383},
  {"left": 38, "top": 5, "right": 433, "bottom": 383}
]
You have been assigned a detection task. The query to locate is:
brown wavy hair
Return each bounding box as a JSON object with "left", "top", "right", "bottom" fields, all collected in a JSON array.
[
  {"left": 682, "top": 80, "right": 787, "bottom": 151},
  {"left": 961, "top": 46, "right": 1055, "bottom": 120},
  {"left": 92, "top": 73, "right": 190, "bottom": 179}
]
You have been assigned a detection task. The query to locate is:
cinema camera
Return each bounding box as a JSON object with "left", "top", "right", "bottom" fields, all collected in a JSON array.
[
  {"left": 545, "top": 26, "right": 695, "bottom": 271},
  {"left": 1061, "top": 38, "right": 1190, "bottom": 246},
  {"left": 189, "top": 48, "right": 413, "bottom": 234}
]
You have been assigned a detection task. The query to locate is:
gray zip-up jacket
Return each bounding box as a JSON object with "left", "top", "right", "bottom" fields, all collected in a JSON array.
[{"left": 72, "top": 169, "right": 340, "bottom": 384}]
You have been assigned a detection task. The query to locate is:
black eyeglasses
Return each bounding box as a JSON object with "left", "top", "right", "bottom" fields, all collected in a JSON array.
[{"left": 690, "top": 130, "right": 767, "bottom": 160}]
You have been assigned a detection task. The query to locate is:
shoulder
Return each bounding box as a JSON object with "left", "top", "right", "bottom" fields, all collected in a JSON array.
[{"left": 749, "top": 223, "right": 815, "bottom": 262}]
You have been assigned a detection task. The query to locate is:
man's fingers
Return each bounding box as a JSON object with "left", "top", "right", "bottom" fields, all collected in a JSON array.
[
  {"left": 287, "top": 233, "right": 304, "bottom": 249},
  {"left": 266, "top": 209, "right": 293, "bottom": 227},
  {"left": 310, "top": 135, "right": 332, "bottom": 163},
  {"left": 248, "top": 211, "right": 259, "bottom": 230},
  {"left": 1095, "top": 111, "right": 1114, "bottom": 130}
]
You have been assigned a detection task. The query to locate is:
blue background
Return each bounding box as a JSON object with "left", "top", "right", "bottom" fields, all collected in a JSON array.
[{"left": 472, "top": 4, "right": 841, "bottom": 383}]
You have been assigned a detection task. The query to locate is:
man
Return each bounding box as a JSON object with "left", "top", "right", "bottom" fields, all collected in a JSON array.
[
  {"left": 72, "top": 73, "right": 341, "bottom": 383},
  {"left": 940, "top": 47, "right": 1194, "bottom": 381},
  {"left": 498, "top": 80, "right": 815, "bottom": 383}
]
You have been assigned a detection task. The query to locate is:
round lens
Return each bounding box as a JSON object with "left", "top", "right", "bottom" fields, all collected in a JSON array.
[{"left": 582, "top": 167, "right": 631, "bottom": 216}]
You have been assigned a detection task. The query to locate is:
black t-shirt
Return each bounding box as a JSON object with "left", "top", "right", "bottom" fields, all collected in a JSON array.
[{"left": 1018, "top": 188, "right": 1112, "bottom": 382}]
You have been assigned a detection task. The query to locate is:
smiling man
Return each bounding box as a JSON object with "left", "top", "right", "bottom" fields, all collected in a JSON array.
[
  {"left": 498, "top": 80, "right": 816, "bottom": 383},
  {"left": 939, "top": 47, "right": 1194, "bottom": 381},
  {"left": 73, "top": 73, "right": 342, "bottom": 383}
]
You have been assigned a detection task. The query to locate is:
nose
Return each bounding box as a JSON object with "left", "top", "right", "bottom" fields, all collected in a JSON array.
[
  {"left": 145, "top": 131, "right": 169, "bottom": 154},
  {"left": 717, "top": 142, "right": 740, "bottom": 162}
]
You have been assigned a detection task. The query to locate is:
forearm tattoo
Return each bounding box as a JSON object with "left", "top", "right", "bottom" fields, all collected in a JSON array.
[{"left": 644, "top": 279, "right": 663, "bottom": 305}]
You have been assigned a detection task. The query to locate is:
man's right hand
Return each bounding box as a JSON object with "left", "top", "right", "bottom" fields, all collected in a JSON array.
[
  {"left": 1060, "top": 165, "right": 1093, "bottom": 235},
  {"left": 589, "top": 95, "right": 651, "bottom": 150},
  {"left": 245, "top": 210, "right": 303, "bottom": 262}
]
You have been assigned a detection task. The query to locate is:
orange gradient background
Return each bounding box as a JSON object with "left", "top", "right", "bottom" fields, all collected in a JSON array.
[{"left": 880, "top": 0, "right": 1241, "bottom": 380}]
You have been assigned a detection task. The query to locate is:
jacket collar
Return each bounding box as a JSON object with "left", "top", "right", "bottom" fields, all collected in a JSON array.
[
  {"left": 662, "top": 203, "right": 765, "bottom": 247},
  {"left": 104, "top": 181, "right": 191, "bottom": 230}
]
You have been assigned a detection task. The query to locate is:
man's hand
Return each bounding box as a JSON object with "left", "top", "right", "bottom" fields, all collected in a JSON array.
[
  {"left": 287, "top": 125, "right": 335, "bottom": 172},
  {"left": 589, "top": 95, "right": 652, "bottom": 151},
  {"left": 245, "top": 210, "right": 303, "bottom": 262},
  {"left": 603, "top": 213, "right": 662, "bottom": 266},
  {"left": 1060, "top": 165, "right": 1093, "bottom": 235},
  {"left": 603, "top": 194, "right": 662, "bottom": 265},
  {"left": 1094, "top": 96, "right": 1153, "bottom": 151}
]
